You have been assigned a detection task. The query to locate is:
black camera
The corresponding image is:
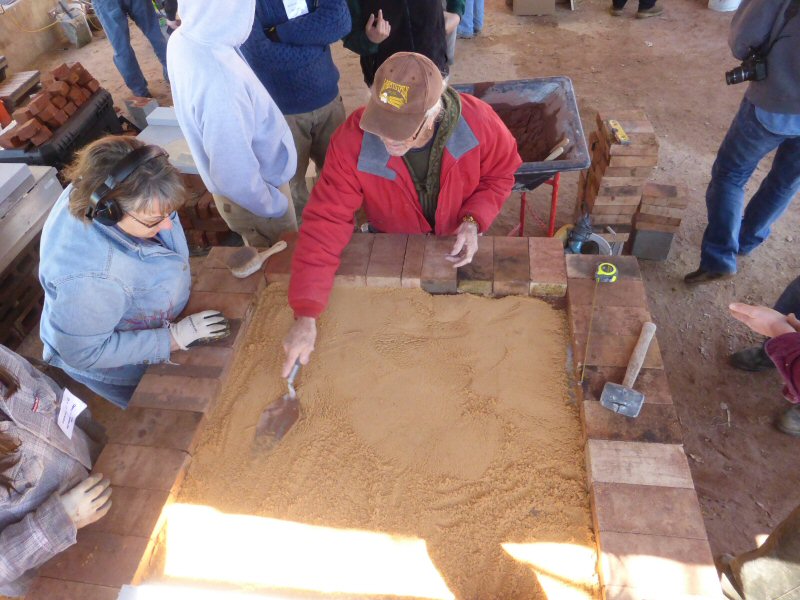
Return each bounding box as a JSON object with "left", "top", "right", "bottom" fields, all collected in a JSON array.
[{"left": 725, "top": 48, "right": 767, "bottom": 85}]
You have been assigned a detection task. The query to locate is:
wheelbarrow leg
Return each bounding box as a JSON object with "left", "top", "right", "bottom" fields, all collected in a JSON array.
[
  {"left": 547, "top": 172, "right": 560, "bottom": 238},
  {"left": 508, "top": 192, "right": 527, "bottom": 237}
]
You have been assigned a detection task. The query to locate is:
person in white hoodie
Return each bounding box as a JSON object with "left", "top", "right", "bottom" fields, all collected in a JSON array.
[{"left": 167, "top": 0, "right": 298, "bottom": 247}]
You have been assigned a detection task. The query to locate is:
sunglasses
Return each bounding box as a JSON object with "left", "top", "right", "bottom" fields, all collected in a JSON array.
[{"left": 124, "top": 210, "right": 174, "bottom": 229}]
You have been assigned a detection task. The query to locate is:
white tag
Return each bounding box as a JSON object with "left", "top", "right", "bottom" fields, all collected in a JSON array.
[
  {"left": 58, "top": 388, "right": 87, "bottom": 439},
  {"left": 282, "top": 0, "right": 309, "bottom": 19}
]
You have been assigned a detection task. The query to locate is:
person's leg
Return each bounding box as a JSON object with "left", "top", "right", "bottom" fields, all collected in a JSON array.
[
  {"left": 638, "top": 0, "right": 656, "bottom": 9},
  {"left": 92, "top": 0, "right": 150, "bottom": 96},
  {"left": 612, "top": 0, "right": 628, "bottom": 9},
  {"left": 474, "top": 0, "right": 484, "bottom": 33},
  {"left": 253, "top": 183, "right": 298, "bottom": 244},
  {"left": 774, "top": 275, "right": 800, "bottom": 316},
  {"left": 738, "top": 136, "right": 800, "bottom": 255},
  {"left": 699, "top": 99, "right": 784, "bottom": 274},
  {"left": 212, "top": 194, "right": 273, "bottom": 247},
  {"left": 284, "top": 112, "right": 314, "bottom": 224},
  {"left": 458, "top": 0, "right": 474, "bottom": 37},
  {"left": 308, "top": 96, "right": 347, "bottom": 181},
  {"left": 126, "top": 0, "right": 169, "bottom": 81},
  {"left": 61, "top": 368, "right": 137, "bottom": 409}
]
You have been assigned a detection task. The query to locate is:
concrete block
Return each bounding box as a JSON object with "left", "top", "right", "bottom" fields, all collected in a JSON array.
[{"left": 631, "top": 229, "right": 675, "bottom": 261}]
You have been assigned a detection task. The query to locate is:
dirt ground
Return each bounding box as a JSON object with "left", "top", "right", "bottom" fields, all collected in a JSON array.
[{"left": 23, "top": 0, "right": 799, "bottom": 566}]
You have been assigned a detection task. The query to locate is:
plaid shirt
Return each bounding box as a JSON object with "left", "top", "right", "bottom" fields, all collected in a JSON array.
[{"left": 0, "top": 346, "right": 99, "bottom": 597}]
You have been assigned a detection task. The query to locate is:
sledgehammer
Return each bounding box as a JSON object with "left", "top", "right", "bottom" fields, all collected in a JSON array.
[{"left": 599, "top": 321, "right": 656, "bottom": 418}]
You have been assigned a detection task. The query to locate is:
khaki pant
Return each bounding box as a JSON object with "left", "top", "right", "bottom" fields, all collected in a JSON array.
[
  {"left": 212, "top": 182, "right": 296, "bottom": 248},
  {"left": 285, "top": 96, "right": 346, "bottom": 223}
]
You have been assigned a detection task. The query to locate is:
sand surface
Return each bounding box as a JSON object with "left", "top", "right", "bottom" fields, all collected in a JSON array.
[{"left": 156, "top": 284, "right": 598, "bottom": 599}]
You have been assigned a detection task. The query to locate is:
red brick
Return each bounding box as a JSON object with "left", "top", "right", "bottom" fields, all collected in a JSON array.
[
  {"left": 194, "top": 266, "right": 263, "bottom": 294},
  {"left": 182, "top": 290, "right": 254, "bottom": 320},
  {"left": 421, "top": 236, "right": 457, "bottom": 294},
  {"left": 591, "top": 482, "right": 707, "bottom": 539},
  {"left": 15, "top": 117, "right": 39, "bottom": 140},
  {"left": 265, "top": 231, "right": 298, "bottom": 283},
  {"left": 457, "top": 235, "right": 493, "bottom": 295},
  {"left": 26, "top": 577, "right": 119, "bottom": 600},
  {"left": 26, "top": 92, "right": 51, "bottom": 114},
  {"left": 50, "top": 94, "right": 67, "bottom": 109},
  {"left": 334, "top": 233, "right": 374, "bottom": 286},
  {"left": 493, "top": 236, "right": 530, "bottom": 296},
  {"left": 102, "top": 406, "right": 204, "bottom": 452},
  {"left": 0, "top": 126, "right": 25, "bottom": 149},
  {"left": 586, "top": 439, "right": 694, "bottom": 489},
  {"left": 401, "top": 234, "right": 426, "bottom": 288},
  {"left": 573, "top": 330, "right": 663, "bottom": 370},
  {"left": 51, "top": 63, "right": 72, "bottom": 81},
  {"left": 92, "top": 443, "right": 191, "bottom": 492},
  {"left": 68, "top": 85, "right": 84, "bottom": 104},
  {"left": 529, "top": 237, "right": 566, "bottom": 297},
  {"left": 83, "top": 486, "right": 171, "bottom": 538},
  {"left": 565, "top": 255, "right": 642, "bottom": 280},
  {"left": 582, "top": 366, "right": 673, "bottom": 405},
  {"left": 45, "top": 79, "right": 70, "bottom": 96},
  {"left": 147, "top": 345, "right": 233, "bottom": 379},
  {"left": 128, "top": 373, "right": 220, "bottom": 413},
  {"left": 30, "top": 128, "right": 52, "bottom": 147},
  {"left": 86, "top": 79, "right": 101, "bottom": 93},
  {"left": 567, "top": 278, "right": 649, "bottom": 308},
  {"left": 62, "top": 101, "right": 77, "bottom": 116},
  {"left": 597, "top": 531, "right": 720, "bottom": 598},
  {"left": 39, "top": 530, "right": 150, "bottom": 588},
  {"left": 11, "top": 105, "right": 33, "bottom": 122},
  {"left": 366, "top": 233, "right": 407, "bottom": 287},
  {"left": 581, "top": 400, "right": 683, "bottom": 444},
  {"left": 206, "top": 246, "right": 244, "bottom": 269}
]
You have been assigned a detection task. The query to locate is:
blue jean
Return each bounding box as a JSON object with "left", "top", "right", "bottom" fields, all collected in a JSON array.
[
  {"left": 92, "top": 0, "right": 168, "bottom": 97},
  {"left": 63, "top": 368, "right": 138, "bottom": 409},
  {"left": 700, "top": 98, "right": 800, "bottom": 273},
  {"left": 774, "top": 275, "right": 800, "bottom": 316},
  {"left": 457, "top": 0, "right": 484, "bottom": 36}
]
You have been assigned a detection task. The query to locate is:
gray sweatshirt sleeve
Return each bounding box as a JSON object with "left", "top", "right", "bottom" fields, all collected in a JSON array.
[{"left": 729, "top": 0, "right": 786, "bottom": 59}]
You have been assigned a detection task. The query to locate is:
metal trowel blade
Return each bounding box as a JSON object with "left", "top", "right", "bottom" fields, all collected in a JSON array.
[
  {"left": 255, "top": 394, "right": 299, "bottom": 446},
  {"left": 599, "top": 382, "right": 645, "bottom": 418}
]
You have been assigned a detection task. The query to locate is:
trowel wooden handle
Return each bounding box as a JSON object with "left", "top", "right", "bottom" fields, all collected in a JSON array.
[
  {"left": 258, "top": 240, "right": 288, "bottom": 261},
  {"left": 622, "top": 321, "right": 656, "bottom": 389}
]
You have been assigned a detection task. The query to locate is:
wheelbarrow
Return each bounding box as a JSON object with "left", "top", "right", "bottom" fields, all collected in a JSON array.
[{"left": 453, "top": 77, "right": 590, "bottom": 237}]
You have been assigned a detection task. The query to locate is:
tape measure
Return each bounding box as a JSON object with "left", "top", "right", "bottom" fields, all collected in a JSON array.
[
  {"left": 595, "top": 262, "right": 618, "bottom": 283},
  {"left": 607, "top": 120, "right": 631, "bottom": 145}
]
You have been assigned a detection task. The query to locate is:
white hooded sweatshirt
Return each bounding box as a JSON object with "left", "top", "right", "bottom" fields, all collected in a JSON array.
[{"left": 167, "top": 0, "right": 297, "bottom": 217}]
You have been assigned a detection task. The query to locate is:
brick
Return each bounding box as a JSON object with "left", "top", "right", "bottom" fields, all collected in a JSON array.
[
  {"left": 569, "top": 305, "right": 652, "bottom": 337},
  {"left": 26, "top": 92, "right": 51, "bottom": 114},
  {"left": 607, "top": 154, "right": 658, "bottom": 168},
  {"left": 15, "top": 117, "right": 39, "bottom": 140},
  {"left": 401, "top": 234, "right": 426, "bottom": 288},
  {"left": 590, "top": 203, "right": 639, "bottom": 216},
  {"left": 594, "top": 175, "right": 647, "bottom": 197},
  {"left": 206, "top": 246, "right": 243, "bottom": 269},
  {"left": 147, "top": 345, "right": 233, "bottom": 379},
  {"left": 194, "top": 266, "right": 262, "bottom": 294},
  {"left": 642, "top": 182, "right": 687, "bottom": 199},
  {"left": 493, "top": 236, "right": 530, "bottom": 296},
  {"left": 597, "top": 110, "right": 658, "bottom": 146},
  {"left": 567, "top": 279, "right": 648, "bottom": 308},
  {"left": 591, "top": 482, "right": 707, "bottom": 539},
  {"left": 182, "top": 290, "right": 253, "bottom": 320},
  {"left": 26, "top": 577, "right": 119, "bottom": 600},
  {"left": 29, "top": 128, "right": 52, "bottom": 147},
  {"left": 45, "top": 79, "right": 70, "bottom": 96},
  {"left": 640, "top": 195, "right": 689, "bottom": 209},
  {"left": 50, "top": 94, "right": 67, "bottom": 109},
  {"left": 529, "top": 237, "right": 566, "bottom": 297},
  {"left": 39, "top": 530, "right": 150, "bottom": 588},
  {"left": 62, "top": 101, "right": 77, "bottom": 116},
  {"left": 0, "top": 127, "right": 24, "bottom": 149},
  {"left": 92, "top": 443, "right": 191, "bottom": 491},
  {"left": 265, "top": 232, "right": 298, "bottom": 283},
  {"left": 335, "top": 233, "right": 374, "bottom": 286},
  {"left": 10, "top": 105, "right": 33, "bottom": 122},
  {"left": 51, "top": 63, "right": 72, "bottom": 81},
  {"left": 581, "top": 400, "right": 683, "bottom": 444},
  {"left": 636, "top": 212, "right": 681, "bottom": 227},
  {"left": 128, "top": 373, "right": 220, "bottom": 413},
  {"left": 634, "top": 219, "right": 680, "bottom": 234},
  {"left": 37, "top": 103, "right": 57, "bottom": 122},
  {"left": 639, "top": 203, "right": 685, "bottom": 219},
  {"left": 566, "top": 255, "right": 642, "bottom": 280},
  {"left": 366, "top": 233, "right": 407, "bottom": 287},
  {"left": 597, "top": 531, "right": 721, "bottom": 598},
  {"left": 421, "top": 236, "right": 457, "bottom": 294},
  {"left": 87, "top": 79, "right": 100, "bottom": 93},
  {"left": 83, "top": 486, "right": 171, "bottom": 538},
  {"left": 586, "top": 439, "right": 694, "bottom": 488},
  {"left": 457, "top": 235, "right": 493, "bottom": 295},
  {"left": 68, "top": 85, "right": 84, "bottom": 104},
  {"left": 102, "top": 406, "right": 204, "bottom": 452},
  {"left": 573, "top": 330, "right": 663, "bottom": 369},
  {"left": 582, "top": 366, "right": 673, "bottom": 405}
]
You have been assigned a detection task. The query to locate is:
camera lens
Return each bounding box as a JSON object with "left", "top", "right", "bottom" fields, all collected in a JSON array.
[{"left": 726, "top": 66, "right": 746, "bottom": 85}]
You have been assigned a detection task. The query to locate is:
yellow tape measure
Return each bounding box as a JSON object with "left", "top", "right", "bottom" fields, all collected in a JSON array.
[
  {"left": 607, "top": 119, "right": 631, "bottom": 145},
  {"left": 595, "top": 262, "right": 618, "bottom": 283}
]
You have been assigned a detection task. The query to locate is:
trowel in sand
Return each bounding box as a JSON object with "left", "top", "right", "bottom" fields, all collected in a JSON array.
[
  {"left": 599, "top": 321, "right": 656, "bottom": 418},
  {"left": 256, "top": 361, "right": 301, "bottom": 446},
  {"left": 224, "top": 240, "right": 287, "bottom": 279}
]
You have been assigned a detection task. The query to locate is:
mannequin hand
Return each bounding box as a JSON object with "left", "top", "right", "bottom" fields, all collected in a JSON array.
[
  {"left": 446, "top": 221, "right": 479, "bottom": 268},
  {"left": 366, "top": 10, "right": 391, "bottom": 44},
  {"left": 282, "top": 317, "right": 316, "bottom": 377},
  {"left": 169, "top": 310, "right": 230, "bottom": 350},
  {"left": 59, "top": 473, "right": 112, "bottom": 529}
]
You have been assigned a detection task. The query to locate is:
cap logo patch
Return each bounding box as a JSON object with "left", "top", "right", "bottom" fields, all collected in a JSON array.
[{"left": 378, "top": 79, "right": 410, "bottom": 109}]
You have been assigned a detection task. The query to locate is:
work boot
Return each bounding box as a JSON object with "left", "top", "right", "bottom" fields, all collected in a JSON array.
[
  {"left": 777, "top": 405, "right": 800, "bottom": 437},
  {"left": 729, "top": 345, "right": 775, "bottom": 372},
  {"left": 684, "top": 267, "right": 735, "bottom": 285},
  {"left": 610, "top": 6, "right": 625, "bottom": 15},
  {"left": 636, "top": 5, "right": 664, "bottom": 17}
]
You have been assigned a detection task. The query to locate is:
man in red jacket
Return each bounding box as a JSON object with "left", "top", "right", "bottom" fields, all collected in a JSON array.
[{"left": 282, "top": 52, "right": 521, "bottom": 376}]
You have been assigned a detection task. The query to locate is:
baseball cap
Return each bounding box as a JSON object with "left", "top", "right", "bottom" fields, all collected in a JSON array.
[{"left": 360, "top": 52, "right": 444, "bottom": 141}]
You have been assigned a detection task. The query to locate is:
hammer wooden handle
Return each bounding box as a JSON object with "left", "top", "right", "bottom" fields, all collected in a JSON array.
[{"left": 622, "top": 322, "right": 657, "bottom": 389}]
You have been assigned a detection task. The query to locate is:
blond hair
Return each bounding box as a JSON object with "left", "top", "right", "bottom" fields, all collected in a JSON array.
[{"left": 64, "top": 135, "right": 186, "bottom": 221}]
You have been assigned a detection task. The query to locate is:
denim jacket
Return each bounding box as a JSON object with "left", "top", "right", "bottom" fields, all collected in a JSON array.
[{"left": 38, "top": 186, "right": 191, "bottom": 390}]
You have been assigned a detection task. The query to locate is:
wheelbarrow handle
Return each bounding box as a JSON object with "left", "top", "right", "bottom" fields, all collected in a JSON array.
[{"left": 622, "top": 322, "right": 657, "bottom": 389}]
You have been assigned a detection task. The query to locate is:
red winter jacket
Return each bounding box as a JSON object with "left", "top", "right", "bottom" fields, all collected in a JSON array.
[{"left": 289, "top": 93, "right": 522, "bottom": 318}]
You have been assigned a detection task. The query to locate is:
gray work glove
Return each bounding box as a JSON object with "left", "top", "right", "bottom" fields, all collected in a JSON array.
[{"left": 169, "top": 310, "right": 230, "bottom": 350}]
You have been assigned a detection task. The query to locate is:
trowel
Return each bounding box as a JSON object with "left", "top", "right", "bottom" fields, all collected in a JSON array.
[
  {"left": 599, "top": 321, "right": 656, "bottom": 418},
  {"left": 255, "top": 361, "right": 301, "bottom": 447},
  {"left": 224, "top": 240, "right": 287, "bottom": 279}
]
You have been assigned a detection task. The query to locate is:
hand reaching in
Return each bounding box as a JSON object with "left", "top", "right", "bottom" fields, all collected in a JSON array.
[
  {"left": 282, "top": 317, "right": 317, "bottom": 378},
  {"left": 729, "top": 303, "right": 800, "bottom": 338},
  {"left": 446, "top": 220, "right": 479, "bottom": 268},
  {"left": 366, "top": 10, "right": 391, "bottom": 44}
]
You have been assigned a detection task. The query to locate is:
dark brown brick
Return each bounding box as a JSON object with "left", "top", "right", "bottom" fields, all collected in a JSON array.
[
  {"left": 26, "top": 577, "right": 119, "bottom": 600},
  {"left": 421, "top": 236, "right": 457, "bottom": 294},
  {"left": 128, "top": 373, "right": 220, "bottom": 413},
  {"left": 582, "top": 366, "right": 673, "bottom": 405},
  {"left": 194, "top": 266, "right": 262, "bottom": 294},
  {"left": 102, "top": 406, "right": 204, "bottom": 452},
  {"left": 529, "top": 237, "right": 567, "bottom": 297},
  {"left": 366, "top": 234, "right": 407, "bottom": 287},
  {"left": 567, "top": 278, "right": 649, "bottom": 308},
  {"left": 83, "top": 486, "right": 171, "bottom": 538},
  {"left": 565, "top": 255, "right": 642, "bottom": 280},
  {"left": 264, "top": 232, "right": 298, "bottom": 283},
  {"left": 335, "top": 233, "right": 374, "bottom": 286},
  {"left": 401, "top": 234, "right": 426, "bottom": 288},
  {"left": 493, "top": 236, "right": 530, "bottom": 296},
  {"left": 457, "top": 236, "right": 493, "bottom": 296},
  {"left": 182, "top": 291, "right": 253, "bottom": 320},
  {"left": 92, "top": 443, "right": 190, "bottom": 492},
  {"left": 582, "top": 400, "right": 683, "bottom": 444}
]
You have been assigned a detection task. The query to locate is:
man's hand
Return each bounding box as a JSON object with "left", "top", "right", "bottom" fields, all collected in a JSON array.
[
  {"left": 59, "top": 473, "right": 112, "bottom": 529},
  {"left": 446, "top": 221, "right": 479, "bottom": 268},
  {"left": 283, "top": 317, "right": 317, "bottom": 377},
  {"left": 366, "top": 10, "right": 391, "bottom": 44},
  {"left": 166, "top": 19, "right": 181, "bottom": 29},
  {"left": 729, "top": 303, "right": 800, "bottom": 338},
  {"left": 444, "top": 11, "right": 460, "bottom": 36}
]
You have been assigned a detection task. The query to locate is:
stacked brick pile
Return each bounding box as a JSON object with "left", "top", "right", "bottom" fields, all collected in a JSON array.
[
  {"left": 577, "top": 110, "right": 659, "bottom": 240},
  {"left": 178, "top": 174, "right": 233, "bottom": 250},
  {"left": 635, "top": 182, "right": 688, "bottom": 234},
  {"left": 0, "top": 62, "right": 100, "bottom": 149}
]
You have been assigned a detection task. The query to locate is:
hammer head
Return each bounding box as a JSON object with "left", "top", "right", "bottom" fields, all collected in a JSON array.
[{"left": 599, "top": 382, "right": 645, "bottom": 418}]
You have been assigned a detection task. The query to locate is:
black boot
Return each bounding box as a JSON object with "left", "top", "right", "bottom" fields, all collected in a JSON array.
[{"left": 729, "top": 345, "right": 775, "bottom": 372}]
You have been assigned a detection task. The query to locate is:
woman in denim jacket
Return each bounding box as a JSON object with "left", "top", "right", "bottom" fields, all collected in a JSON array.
[
  {"left": 39, "top": 136, "right": 229, "bottom": 408},
  {"left": 0, "top": 344, "right": 111, "bottom": 597}
]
